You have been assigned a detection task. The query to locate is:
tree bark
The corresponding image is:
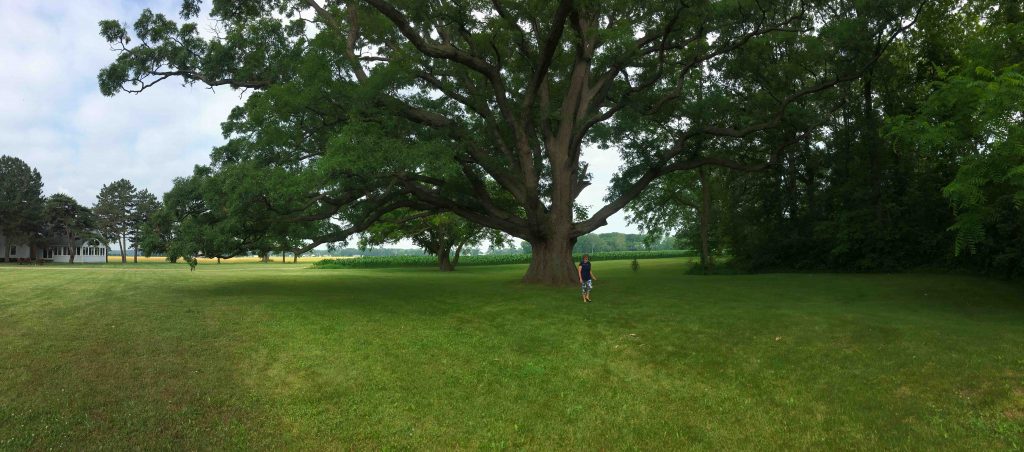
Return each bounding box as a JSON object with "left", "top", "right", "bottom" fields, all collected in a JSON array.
[
  {"left": 437, "top": 249, "right": 455, "bottom": 272},
  {"left": 120, "top": 235, "right": 127, "bottom": 264},
  {"left": 523, "top": 233, "right": 578, "bottom": 285},
  {"left": 698, "top": 168, "right": 713, "bottom": 273},
  {"left": 453, "top": 243, "right": 464, "bottom": 267},
  {"left": 863, "top": 74, "right": 885, "bottom": 225},
  {"left": 68, "top": 233, "right": 76, "bottom": 264},
  {"left": 133, "top": 243, "right": 138, "bottom": 263},
  {"left": 3, "top": 239, "right": 9, "bottom": 263}
]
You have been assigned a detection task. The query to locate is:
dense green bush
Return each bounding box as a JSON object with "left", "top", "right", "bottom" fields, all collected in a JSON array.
[{"left": 312, "top": 250, "right": 693, "bottom": 269}]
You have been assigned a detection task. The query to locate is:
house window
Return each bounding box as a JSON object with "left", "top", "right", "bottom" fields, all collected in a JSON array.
[
  {"left": 9, "top": 246, "right": 15, "bottom": 256},
  {"left": 76, "top": 247, "right": 81, "bottom": 256}
]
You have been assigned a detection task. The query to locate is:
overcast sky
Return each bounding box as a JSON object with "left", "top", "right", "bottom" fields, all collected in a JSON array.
[{"left": 0, "top": 0, "right": 638, "bottom": 238}]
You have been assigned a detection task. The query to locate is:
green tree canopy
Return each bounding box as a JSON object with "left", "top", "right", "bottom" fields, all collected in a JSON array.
[
  {"left": 45, "top": 193, "right": 95, "bottom": 264},
  {"left": 129, "top": 189, "right": 161, "bottom": 263},
  {"left": 360, "top": 211, "right": 508, "bottom": 271},
  {"left": 99, "top": 0, "right": 924, "bottom": 284},
  {"left": 0, "top": 155, "right": 45, "bottom": 262},
  {"left": 94, "top": 179, "right": 138, "bottom": 264},
  {"left": 888, "top": 0, "right": 1024, "bottom": 276}
]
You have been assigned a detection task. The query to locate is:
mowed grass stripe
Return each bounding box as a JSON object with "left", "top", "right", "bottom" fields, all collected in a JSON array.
[{"left": 0, "top": 259, "right": 1022, "bottom": 449}]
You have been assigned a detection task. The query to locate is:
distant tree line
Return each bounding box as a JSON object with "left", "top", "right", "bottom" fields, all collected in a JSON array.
[
  {"left": 627, "top": 0, "right": 1024, "bottom": 278},
  {"left": 572, "top": 233, "right": 675, "bottom": 254}
]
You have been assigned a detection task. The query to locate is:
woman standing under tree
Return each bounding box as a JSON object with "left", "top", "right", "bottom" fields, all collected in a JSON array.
[{"left": 578, "top": 254, "right": 597, "bottom": 303}]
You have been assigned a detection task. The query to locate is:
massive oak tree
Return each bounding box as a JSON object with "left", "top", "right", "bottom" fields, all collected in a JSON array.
[{"left": 99, "top": 0, "right": 923, "bottom": 284}]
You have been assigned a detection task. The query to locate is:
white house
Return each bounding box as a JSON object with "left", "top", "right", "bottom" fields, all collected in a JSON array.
[{"left": 0, "top": 234, "right": 108, "bottom": 263}]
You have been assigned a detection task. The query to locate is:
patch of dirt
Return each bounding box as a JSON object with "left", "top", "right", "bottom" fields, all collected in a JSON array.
[
  {"left": 1004, "top": 387, "right": 1024, "bottom": 420},
  {"left": 1005, "top": 408, "right": 1023, "bottom": 420}
]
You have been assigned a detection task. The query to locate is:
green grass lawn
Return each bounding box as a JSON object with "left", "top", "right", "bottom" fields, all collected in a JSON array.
[{"left": 1, "top": 259, "right": 1022, "bottom": 449}]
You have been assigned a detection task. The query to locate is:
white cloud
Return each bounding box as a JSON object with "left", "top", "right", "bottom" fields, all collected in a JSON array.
[
  {"left": 578, "top": 145, "right": 639, "bottom": 234},
  {"left": 0, "top": 0, "right": 241, "bottom": 205}
]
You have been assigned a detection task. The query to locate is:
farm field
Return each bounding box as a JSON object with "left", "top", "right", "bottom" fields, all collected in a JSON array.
[
  {"left": 101, "top": 249, "right": 691, "bottom": 266},
  {"left": 100, "top": 255, "right": 339, "bottom": 264},
  {"left": 0, "top": 258, "right": 1022, "bottom": 449}
]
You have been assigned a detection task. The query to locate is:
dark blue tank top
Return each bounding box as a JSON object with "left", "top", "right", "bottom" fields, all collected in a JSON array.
[{"left": 580, "top": 261, "right": 592, "bottom": 280}]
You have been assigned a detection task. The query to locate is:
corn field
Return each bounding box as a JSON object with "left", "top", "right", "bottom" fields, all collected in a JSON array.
[{"left": 313, "top": 250, "right": 693, "bottom": 269}]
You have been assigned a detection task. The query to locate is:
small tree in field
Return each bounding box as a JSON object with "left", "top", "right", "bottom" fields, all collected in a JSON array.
[
  {"left": 361, "top": 212, "right": 508, "bottom": 271},
  {"left": 94, "top": 179, "right": 138, "bottom": 264},
  {"left": 627, "top": 168, "right": 723, "bottom": 273},
  {"left": 129, "top": 189, "right": 160, "bottom": 263}
]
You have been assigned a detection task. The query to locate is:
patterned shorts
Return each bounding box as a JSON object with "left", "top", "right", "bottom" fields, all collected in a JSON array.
[{"left": 581, "top": 279, "right": 593, "bottom": 293}]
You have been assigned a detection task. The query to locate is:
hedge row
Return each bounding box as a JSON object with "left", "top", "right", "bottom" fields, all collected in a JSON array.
[{"left": 312, "top": 250, "right": 694, "bottom": 269}]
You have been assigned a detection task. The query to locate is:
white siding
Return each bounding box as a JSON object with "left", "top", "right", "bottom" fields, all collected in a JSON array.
[
  {"left": 49, "top": 244, "right": 108, "bottom": 263},
  {"left": 0, "top": 235, "right": 31, "bottom": 260},
  {"left": 0, "top": 234, "right": 108, "bottom": 263}
]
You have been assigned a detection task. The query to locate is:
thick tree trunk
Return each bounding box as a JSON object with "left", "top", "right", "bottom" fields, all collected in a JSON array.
[
  {"left": 282, "top": 253, "right": 286, "bottom": 263},
  {"left": 3, "top": 240, "right": 9, "bottom": 263},
  {"left": 437, "top": 249, "right": 455, "bottom": 272},
  {"left": 698, "top": 168, "right": 713, "bottom": 273},
  {"left": 523, "top": 235, "right": 578, "bottom": 285},
  {"left": 133, "top": 244, "right": 138, "bottom": 263},
  {"left": 120, "top": 236, "right": 127, "bottom": 264},
  {"left": 293, "top": 252, "right": 298, "bottom": 263},
  {"left": 69, "top": 234, "right": 76, "bottom": 264},
  {"left": 863, "top": 75, "right": 885, "bottom": 225},
  {"left": 453, "top": 243, "right": 464, "bottom": 267}
]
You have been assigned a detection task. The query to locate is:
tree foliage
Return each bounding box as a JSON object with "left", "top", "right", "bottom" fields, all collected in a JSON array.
[
  {"left": 98, "top": 0, "right": 924, "bottom": 284},
  {"left": 94, "top": 179, "right": 138, "bottom": 264},
  {"left": 887, "top": 0, "right": 1024, "bottom": 277},
  {"left": 45, "top": 194, "right": 95, "bottom": 264},
  {"left": 360, "top": 212, "right": 508, "bottom": 271},
  {"left": 623, "top": 0, "right": 1024, "bottom": 278},
  {"left": 0, "top": 155, "right": 45, "bottom": 262}
]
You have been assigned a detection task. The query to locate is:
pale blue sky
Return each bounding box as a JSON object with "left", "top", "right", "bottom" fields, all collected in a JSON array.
[{"left": 0, "top": 0, "right": 638, "bottom": 236}]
